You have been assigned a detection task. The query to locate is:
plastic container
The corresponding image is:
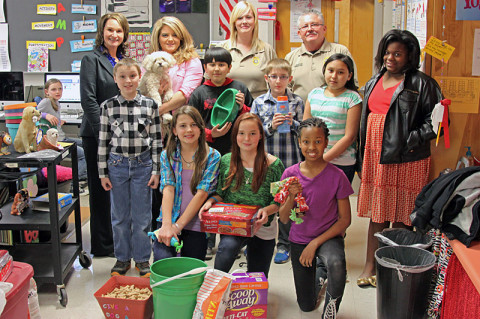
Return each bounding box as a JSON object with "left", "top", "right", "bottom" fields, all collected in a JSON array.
[
  {"left": 5, "top": 124, "right": 19, "bottom": 143},
  {"left": 375, "top": 246, "right": 436, "bottom": 319},
  {"left": 150, "top": 257, "right": 207, "bottom": 319},
  {"left": 0, "top": 251, "right": 13, "bottom": 282},
  {"left": 94, "top": 276, "right": 153, "bottom": 319},
  {"left": 375, "top": 228, "right": 433, "bottom": 250},
  {"left": 0, "top": 262, "right": 34, "bottom": 319},
  {"left": 211, "top": 88, "right": 239, "bottom": 128},
  {"left": 276, "top": 96, "right": 290, "bottom": 133}
]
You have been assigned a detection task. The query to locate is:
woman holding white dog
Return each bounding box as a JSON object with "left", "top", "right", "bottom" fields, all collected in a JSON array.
[
  {"left": 149, "top": 16, "right": 203, "bottom": 115},
  {"left": 80, "top": 12, "right": 129, "bottom": 257}
]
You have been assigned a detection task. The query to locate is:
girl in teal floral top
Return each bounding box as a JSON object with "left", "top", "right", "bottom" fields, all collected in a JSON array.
[{"left": 200, "top": 113, "right": 284, "bottom": 277}]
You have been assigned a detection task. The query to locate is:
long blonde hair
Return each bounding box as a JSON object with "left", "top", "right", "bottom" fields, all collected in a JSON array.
[
  {"left": 149, "top": 16, "right": 198, "bottom": 64},
  {"left": 226, "top": 1, "right": 264, "bottom": 52},
  {"left": 44, "top": 78, "right": 62, "bottom": 112}
]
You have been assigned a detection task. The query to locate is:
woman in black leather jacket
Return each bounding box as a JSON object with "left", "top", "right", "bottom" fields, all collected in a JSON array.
[{"left": 356, "top": 30, "right": 442, "bottom": 287}]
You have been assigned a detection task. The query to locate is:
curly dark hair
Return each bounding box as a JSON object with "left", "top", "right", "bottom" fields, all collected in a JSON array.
[
  {"left": 374, "top": 29, "right": 420, "bottom": 74},
  {"left": 297, "top": 117, "right": 330, "bottom": 139}
]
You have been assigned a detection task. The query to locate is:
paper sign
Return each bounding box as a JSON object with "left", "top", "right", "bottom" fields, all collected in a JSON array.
[
  {"left": 37, "top": 4, "right": 57, "bottom": 15},
  {"left": 434, "top": 76, "right": 480, "bottom": 114},
  {"left": 456, "top": 0, "right": 480, "bottom": 21},
  {"left": 28, "top": 47, "right": 48, "bottom": 72},
  {"left": 71, "top": 4, "right": 97, "bottom": 14},
  {"left": 422, "top": 36, "right": 455, "bottom": 63},
  {"left": 72, "top": 20, "right": 97, "bottom": 33},
  {"left": 258, "top": 14, "right": 276, "bottom": 21},
  {"left": 71, "top": 60, "right": 81, "bottom": 72},
  {"left": 473, "top": 29, "right": 480, "bottom": 76},
  {"left": 26, "top": 41, "right": 57, "bottom": 50},
  {"left": 70, "top": 39, "right": 95, "bottom": 52},
  {"left": 32, "top": 21, "right": 55, "bottom": 30},
  {"left": 257, "top": 8, "right": 276, "bottom": 14}
]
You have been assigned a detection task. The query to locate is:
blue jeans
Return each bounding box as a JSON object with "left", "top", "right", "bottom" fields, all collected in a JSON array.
[
  {"left": 153, "top": 223, "right": 208, "bottom": 261},
  {"left": 290, "top": 236, "right": 346, "bottom": 313},
  {"left": 214, "top": 235, "right": 276, "bottom": 277},
  {"left": 108, "top": 151, "right": 152, "bottom": 263},
  {"left": 63, "top": 137, "right": 87, "bottom": 181}
]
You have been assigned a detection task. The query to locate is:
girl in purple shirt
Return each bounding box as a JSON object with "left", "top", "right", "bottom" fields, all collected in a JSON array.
[{"left": 279, "top": 117, "right": 353, "bottom": 318}]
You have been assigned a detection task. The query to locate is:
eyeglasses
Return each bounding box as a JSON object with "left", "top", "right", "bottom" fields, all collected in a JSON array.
[
  {"left": 299, "top": 23, "right": 324, "bottom": 31},
  {"left": 267, "top": 75, "right": 290, "bottom": 81}
]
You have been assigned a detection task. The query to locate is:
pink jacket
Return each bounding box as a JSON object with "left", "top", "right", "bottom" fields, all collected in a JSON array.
[{"left": 168, "top": 57, "right": 203, "bottom": 102}]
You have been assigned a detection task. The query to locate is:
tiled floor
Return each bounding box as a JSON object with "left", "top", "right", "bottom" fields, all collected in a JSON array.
[{"left": 38, "top": 194, "right": 377, "bottom": 318}]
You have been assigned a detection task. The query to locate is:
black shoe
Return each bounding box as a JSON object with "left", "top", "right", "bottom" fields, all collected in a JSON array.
[
  {"left": 205, "top": 248, "right": 214, "bottom": 261},
  {"left": 135, "top": 262, "right": 151, "bottom": 277},
  {"left": 111, "top": 260, "right": 131, "bottom": 276}
]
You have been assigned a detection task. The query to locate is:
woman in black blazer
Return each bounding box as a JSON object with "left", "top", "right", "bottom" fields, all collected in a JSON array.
[{"left": 80, "top": 13, "right": 129, "bottom": 257}]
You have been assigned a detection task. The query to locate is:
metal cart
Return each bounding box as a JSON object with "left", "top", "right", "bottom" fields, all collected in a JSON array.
[{"left": 0, "top": 143, "right": 91, "bottom": 306}]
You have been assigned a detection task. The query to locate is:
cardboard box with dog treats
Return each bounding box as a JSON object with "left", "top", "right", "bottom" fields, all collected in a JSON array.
[{"left": 201, "top": 203, "right": 260, "bottom": 237}]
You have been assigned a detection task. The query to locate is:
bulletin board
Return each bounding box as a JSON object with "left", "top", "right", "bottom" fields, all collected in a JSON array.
[{"left": 4, "top": 0, "right": 210, "bottom": 71}]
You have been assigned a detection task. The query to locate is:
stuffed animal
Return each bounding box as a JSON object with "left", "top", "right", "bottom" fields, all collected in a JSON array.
[
  {"left": 271, "top": 177, "right": 309, "bottom": 224},
  {"left": 14, "top": 106, "right": 40, "bottom": 153},
  {"left": 37, "top": 128, "right": 63, "bottom": 151},
  {"left": 0, "top": 131, "right": 12, "bottom": 155},
  {"left": 11, "top": 188, "right": 30, "bottom": 216},
  {"left": 138, "top": 51, "right": 177, "bottom": 136}
]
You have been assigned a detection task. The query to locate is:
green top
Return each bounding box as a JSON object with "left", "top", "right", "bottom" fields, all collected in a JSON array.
[{"left": 216, "top": 153, "right": 285, "bottom": 226}]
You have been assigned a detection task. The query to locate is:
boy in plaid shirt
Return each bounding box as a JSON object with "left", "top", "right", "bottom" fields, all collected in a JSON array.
[
  {"left": 251, "top": 58, "right": 304, "bottom": 264},
  {"left": 98, "top": 58, "right": 162, "bottom": 277}
]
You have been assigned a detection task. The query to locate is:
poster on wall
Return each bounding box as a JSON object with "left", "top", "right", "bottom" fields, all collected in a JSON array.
[
  {"left": 27, "top": 47, "right": 48, "bottom": 72},
  {"left": 0, "top": 23, "right": 11, "bottom": 71},
  {"left": 126, "top": 32, "right": 151, "bottom": 63},
  {"left": 391, "top": 0, "right": 405, "bottom": 29},
  {"left": 101, "top": 0, "right": 152, "bottom": 28},
  {"left": 456, "top": 0, "right": 480, "bottom": 21},
  {"left": 1, "top": 0, "right": 5, "bottom": 22},
  {"left": 290, "top": 0, "right": 321, "bottom": 43},
  {"left": 406, "top": 0, "right": 427, "bottom": 49}
]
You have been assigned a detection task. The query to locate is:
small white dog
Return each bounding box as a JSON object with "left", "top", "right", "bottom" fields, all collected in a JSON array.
[
  {"left": 139, "top": 51, "right": 176, "bottom": 106},
  {"left": 139, "top": 51, "right": 177, "bottom": 133}
]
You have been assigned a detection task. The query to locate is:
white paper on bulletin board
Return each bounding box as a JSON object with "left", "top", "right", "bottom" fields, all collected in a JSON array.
[
  {"left": 473, "top": 29, "right": 480, "bottom": 76},
  {"left": 406, "top": 0, "right": 427, "bottom": 49},
  {"left": 0, "top": 0, "right": 5, "bottom": 23},
  {"left": 290, "top": 0, "right": 321, "bottom": 43},
  {"left": 0, "top": 23, "right": 11, "bottom": 71}
]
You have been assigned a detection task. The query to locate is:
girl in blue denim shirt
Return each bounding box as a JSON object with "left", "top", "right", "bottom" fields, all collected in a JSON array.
[{"left": 153, "top": 106, "right": 221, "bottom": 261}]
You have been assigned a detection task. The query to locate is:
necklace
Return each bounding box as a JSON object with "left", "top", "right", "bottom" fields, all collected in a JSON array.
[{"left": 181, "top": 153, "right": 194, "bottom": 168}]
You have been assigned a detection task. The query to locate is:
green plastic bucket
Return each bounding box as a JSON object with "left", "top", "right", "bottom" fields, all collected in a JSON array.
[{"left": 150, "top": 257, "right": 207, "bottom": 319}]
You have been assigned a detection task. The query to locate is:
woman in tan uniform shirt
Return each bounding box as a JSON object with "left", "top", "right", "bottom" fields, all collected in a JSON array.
[{"left": 220, "top": 1, "right": 277, "bottom": 98}]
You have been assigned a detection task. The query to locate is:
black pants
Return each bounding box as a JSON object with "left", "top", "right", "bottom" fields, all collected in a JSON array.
[
  {"left": 290, "top": 237, "right": 346, "bottom": 313},
  {"left": 83, "top": 136, "right": 113, "bottom": 256}
]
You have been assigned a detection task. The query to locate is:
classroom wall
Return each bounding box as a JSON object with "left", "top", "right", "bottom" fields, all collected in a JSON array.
[
  {"left": 4, "top": 0, "right": 210, "bottom": 71},
  {"left": 428, "top": 0, "right": 480, "bottom": 179},
  {"left": 275, "top": 0, "right": 375, "bottom": 88}
]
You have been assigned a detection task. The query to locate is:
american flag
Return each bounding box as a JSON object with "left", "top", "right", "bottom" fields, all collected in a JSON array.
[{"left": 219, "top": 0, "right": 239, "bottom": 39}]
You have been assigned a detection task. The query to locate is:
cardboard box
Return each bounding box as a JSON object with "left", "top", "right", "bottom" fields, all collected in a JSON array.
[
  {"left": 201, "top": 203, "right": 259, "bottom": 237},
  {"left": 224, "top": 272, "right": 268, "bottom": 319}
]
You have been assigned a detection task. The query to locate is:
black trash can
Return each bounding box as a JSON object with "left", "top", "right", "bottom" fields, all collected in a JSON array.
[
  {"left": 375, "top": 228, "right": 433, "bottom": 249},
  {"left": 375, "top": 246, "right": 436, "bottom": 319}
]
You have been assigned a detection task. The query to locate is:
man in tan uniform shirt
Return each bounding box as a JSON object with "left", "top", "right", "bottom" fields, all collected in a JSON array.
[{"left": 285, "top": 9, "right": 358, "bottom": 102}]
